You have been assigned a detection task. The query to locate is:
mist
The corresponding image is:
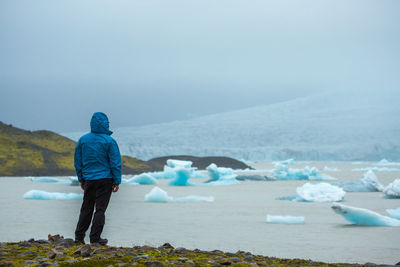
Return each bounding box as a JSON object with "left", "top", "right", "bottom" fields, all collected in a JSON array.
[{"left": 1, "top": 0, "right": 399, "bottom": 132}]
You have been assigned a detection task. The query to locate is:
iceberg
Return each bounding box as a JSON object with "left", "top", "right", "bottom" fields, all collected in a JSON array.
[
  {"left": 331, "top": 203, "right": 400, "bottom": 226},
  {"left": 204, "top": 164, "right": 239, "bottom": 185},
  {"left": 168, "top": 168, "right": 192, "bottom": 186},
  {"left": 149, "top": 159, "right": 207, "bottom": 180},
  {"left": 278, "top": 182, "right": 345, "bottom": 202},
  {"left": 123, "top": 174, "right": 157, "bottom": 185},
  {"left": 272, "top": 164, "right": 335, "bottom": 181},
  {"left": 352, "top": 167, "right": 400, "bottom": 172},
  {"left": 386, "top": 208, "right": 400, "bottom": 220},
  {"left": 266, "top": 215, "right": 305, "bottom": 224},
  {"left": 144, "top": 187, "right": 214, "bottom": 203},
  {"left": 24, "top": 190, "right": 83, "bottom": 200},
  {"left": 376, "top": 159, "right": 400, "bottom": 166},
  {"left": 236, "top": 175, "right": 274, "bottom": 181},
  {"left": 332, "top": 170, "right": 384, "bottom": 192},
  {"left": 383, "top": 179, "right": 400, "bottom": 198},
  {"left": 31, "top": 177, "right": 73, "bottom": 185},
  {"left": 166, "top": 159, "right": 193, "bottom": 168}
]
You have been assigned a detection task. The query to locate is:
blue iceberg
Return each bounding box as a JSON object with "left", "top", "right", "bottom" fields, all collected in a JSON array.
[
  {"left": 203, "top": 164, "right": 239, "bottom": 185},
  {"left": 266, "top": 215, "right": 305, "bottom": 224},
  {"left": 383, "top": 179, "right": 400, "bottom": 198},
  {"left": 31, "top": 177, "right": 73, "bottom": 185},
  {"left": 123, "top": 174, "right": 158, "bottom": 185},
  {"left": 331, "top": 203, "right": 400, "bottom": 226},
  {"left": 147, "top": 159, "right": 207, "bottom": 180},
  {"left": 386, "top": 208, "right": 400, "bottom": 220},
  {"left": 168, "top": 168, "right": 192, "bottom": 186},
  {"left": 272, "top": 164, "right": 335, "bottom": 181},
  {"left": 332, "top": 170, "right": 384, "bottom": 192},
  {"left": 24, "top": 190, "right": 83, "bottom": 200},
  {"left": 277, "top": 182, "right": 345, "bottom": 202},
  {"left": 166, "top": 159, "right": 193, "bottom": 168},
  {"left": 144, "top": 187, "right": 214, "bottom": 203}
]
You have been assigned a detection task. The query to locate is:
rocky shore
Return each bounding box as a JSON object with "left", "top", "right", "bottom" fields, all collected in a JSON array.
[{"left": 0, "top": 235, "right": 398, "bottom": 267}]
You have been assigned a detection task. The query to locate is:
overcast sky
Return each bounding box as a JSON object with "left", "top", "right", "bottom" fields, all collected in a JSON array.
[{"left": 1, "top": 0, "right": 399, "bottom": 133}]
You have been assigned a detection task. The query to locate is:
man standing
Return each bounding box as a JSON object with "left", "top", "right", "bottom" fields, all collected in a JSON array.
[{"left": 74, "top": 112, "right": 121, "bottom": 245}]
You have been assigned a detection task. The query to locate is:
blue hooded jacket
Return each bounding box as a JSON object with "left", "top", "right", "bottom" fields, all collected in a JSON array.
[{"left": 74, "top": 112, "right": 122, "bottom": 185}]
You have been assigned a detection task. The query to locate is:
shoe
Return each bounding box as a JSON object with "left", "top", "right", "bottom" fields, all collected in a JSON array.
[
  {"left": 74, "top": 239, "right": 85, "bottom": 245},
  {"left": 91, "top": 238, "right": 108, "bottom": 246}
]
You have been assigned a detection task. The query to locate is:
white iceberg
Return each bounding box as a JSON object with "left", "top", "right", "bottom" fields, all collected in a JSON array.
[
  {"left": 123, "top": 174, "right": 157, "bottom": 185},
  {"left": 204, "top": 164, "right": 239, "bottom": 186},
  {"left": 266, "top": 215, "right": 305, "bottom": 224},
  {"left": 148, "top": 159, "right": 207, "bottom": 180},
  {"left": 144, "top": 187, "right": 214, "bottom": 203},
  {"left": 272, "top": 164, "right": 335, "bottom": 181},
  {"left": 332, "top": 170, "right": 384, "bottom": 192},
  {"left": 278, "top": 182, "right": 345, "bottom": 202},
  {"left": 383, "top": 179, "right": 400, "bottom": 198},
  {"left": 31, "top": 177, "right": 73, "bottom": 185},
  {"left": 166, "top": 159, "right": 193, "bottom": 168},
  {"left": 386, "top": 208, "right": 400, "bottom": 220},
  {"left": 24, "top": 190, "right": 83, "bottom": 200},
  {"left": 331, "top": 203, "right": 400, "bottom": 226}
]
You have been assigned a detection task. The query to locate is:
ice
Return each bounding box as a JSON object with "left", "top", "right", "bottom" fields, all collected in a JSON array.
[
  {"left": 204, "top": 164, "right": 240, "bottom": 185},
  {"left": 123, "top": 174, "right": 157, "bottom": 185},
  {"left": 272, "top": 164, "right": 335, "bottom": 181},
  {"left": 236, "top": 175, "right": 274, "bottom": 181},
  {"left": 144, "top": 187, "right": 214, "bottom": 203},
  {"left": 166, "top": 159, "right": 193, "bottom": 168},
  {"left": 278, "top": 182, "right": 345, "bottom": 202},
  {"left": 352, "top": 167, "right": 400, "bottom": 172},
  {"left": 23, "top": 190, "right": 83, "bottom": 200},
  {"left": 332, "top": 170, "right": 384, "bottom": 192},
  {"left": 331, "top": 203, "right": 400, "bottom": 226},
  {"left": 275, "top": 159, "right": 295, "bottom": 165},
  {"left": 376, "top": 159, "right": 400, "bottom": 166},
  {"left": 382, "top": 179, "right": 400, "bottom": 198},
  {"left": 31, "top": 177, "right": 73, "bottom": 185},
  {"left": 386, "top": 208, "right": 400, "bottom": 220},
  {"left": 323, "top": 166, "right": 339, "bottom": 172},
  {"left": 168, "top": 168, "right": 192, "bottom": 186},
  {"left": 266, "top": 215, "right": 305, "bottom": 224}
]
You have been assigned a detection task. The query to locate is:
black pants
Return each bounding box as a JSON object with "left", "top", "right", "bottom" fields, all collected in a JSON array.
[{"left": 75, "top": 178, "right": 113, "bottom": 243}]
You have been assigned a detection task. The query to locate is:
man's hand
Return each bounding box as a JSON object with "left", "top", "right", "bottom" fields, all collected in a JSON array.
[
  {"left": 112, "top": 185, "right": 119, "bottom": 193},
  {"left": 80, "top": 182, "right": 85, "bottom": 191}
]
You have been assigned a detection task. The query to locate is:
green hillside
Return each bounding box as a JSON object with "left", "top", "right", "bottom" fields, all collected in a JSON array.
[{"left": 0, "top": 122, "right": 152, "bottom": 176}]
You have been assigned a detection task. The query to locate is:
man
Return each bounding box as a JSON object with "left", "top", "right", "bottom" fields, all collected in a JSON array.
[{"left": 74, "top": 112, "right": 122, "bottom": 245}]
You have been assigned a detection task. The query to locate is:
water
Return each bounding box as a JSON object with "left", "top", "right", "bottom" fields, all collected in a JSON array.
[{"left": 0, "top": 162, "right": 399, "bottom": 264}]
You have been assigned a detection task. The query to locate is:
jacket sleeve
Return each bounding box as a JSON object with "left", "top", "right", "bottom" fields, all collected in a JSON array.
[
  {"left": 109, "top": 139, "right": 122, "bottom": 185},
  {"left": 74, "top": 140, "right": 84, "bottom": 183}
]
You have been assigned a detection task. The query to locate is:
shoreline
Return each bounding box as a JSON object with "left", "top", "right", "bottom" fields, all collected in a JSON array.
[{"left": 0, "top": 235, "right": 393, "bottom": 267}]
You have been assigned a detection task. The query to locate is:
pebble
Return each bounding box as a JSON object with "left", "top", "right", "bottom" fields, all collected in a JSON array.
[{"left": 144, "top": 260, "right": 164, "bottom": 267}]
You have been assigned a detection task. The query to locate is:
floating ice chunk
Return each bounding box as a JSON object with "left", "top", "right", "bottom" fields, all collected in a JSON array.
[
  {"left": 323, "top": 166, "right": 339, "bottom": 172},
  {"left": 144, "top": 187, "right": 214, "bottom": 203},
  {"left": 278, "top": 183, "right": 345, "bottom": 202},
  {"left": 204, "top": 164, "right": 239, "bottom": 185},
  {"left": 331, "top": 203, "right": 400, "bottom": 226},
  {"left": 124, "top": 174, "right": 158, "bottom": 185},
  {"left": 352, "top": 167, "right": 400, "bottom": 172},
  {"left": 168, "top": 168, "right": 192, "bottom": 186},
  {"left": 31, "top": 177, "right": 73, "bottom": 185},
  {"left": 332, "top": 170, "right": 384, "bottom": 192},
  {"left": 144, "top": 187, "right": 173, "bottom": 202},
  {"left": 266, "top": 215, "right": 305, "bottom": 224},
  {"left": 383, "top": 179, "right": 400, "bottom": 198},
  {"left": 166, "top": 159, "right": 193, "bottom": 168},
  {"left": 68, "top": 176, "right": 80, "bottom": 186},
  {"left": 386, "top": 208, "right": 400, "bottom": 220},
  {"left": 236, "top": 175, "right": 274, "bottom": 181},
  {"left": 24, "top": 190, "right": 83, "bottom": 200},
  {"left": 376, "top": 159, "right": 400, "bottom": 166},
  {"left": 272, "top": 164, "right": 335, "bottom": 181}
]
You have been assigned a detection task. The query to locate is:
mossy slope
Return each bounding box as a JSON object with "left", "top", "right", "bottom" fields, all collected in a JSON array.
[{"left": 0, "top": 122, "right": 152, "bottom": 176}]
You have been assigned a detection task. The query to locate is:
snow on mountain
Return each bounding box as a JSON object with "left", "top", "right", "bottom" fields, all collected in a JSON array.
[{"left": 64, "top": 92, "right": 400, "bottom": 161}]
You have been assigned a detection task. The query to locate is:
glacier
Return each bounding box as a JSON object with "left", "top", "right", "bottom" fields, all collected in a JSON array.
[
  {"left": 266, "top": 215, "right": 305, "bottom": 224},
  {"left": 64, "top": 92, "right": 400, "bottom": 162},
  {"left": 332, "top": 170, "right": 384, "bottom": 192},
  {"left": 386, "top": 208, "right": 400, "bottom": 220},
  {"left": 123, "top": 173, "right": 157, "bottom": 185},
  {"left": 382, "top": 179, "right": 400, "bottom": 198},
  {"left": 331, "top": 203, "right": 400, "bottom": 226},
  {"left": 272, "top": 164, "right": 335, "bottom": 181},
  {"left": 24, "top": 190, "right": 83, "bottom": 200},
  {"left": 144, "top": 187, "right": 214, "bottom": 203},
  {"left": 278, "top": 182, "right": 345, "bottom": 202}
]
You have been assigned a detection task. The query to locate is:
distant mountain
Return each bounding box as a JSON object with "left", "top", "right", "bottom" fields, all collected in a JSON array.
[
  {"left": 65, "top": 92, "right": 400, "bottom": 161},
  {"left": 0, "top": 122, "right": 153, "bottom": 176}
]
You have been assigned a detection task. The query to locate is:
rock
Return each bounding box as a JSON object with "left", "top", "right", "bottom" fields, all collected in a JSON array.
[
  {"left": 244, "top": 255, "right": 254, "bottom": 262},
  {"left": 211, "top": 250, "right": 224, "bottom": 255},
  {"left": 0, "top": 262, "right": 13, "bottom": 267},
  {"left": 47, "top": 249, "right": 63, "bottom": 259},
  {"left": 28, "top": 238, "right": 35, "bottom": 242},
  {"left": 18, "top": 242, "right": 33, "bottom": 247},
  {"left": 73, "top": 244, "right": 92, "bottom": 257},
  {"left": 65, "top": 259, "right": 78, "bottom": 263},
  {"left": 208, "top": 260, "right": 219, "bottom": 267},
  {"left": 48, "top": 234, "right": 63, "bottom": 243},
  {"left": 228, "top": 257, "right": 241, "bottom": 263},
  {"left": 249, "top": 263, "right": 258, "bottom": 267},
  {"left": 40, "top": 262, "right": 58, "bottom": 266},
  {"left": 56, "top": 238, "right": 74, "bottom": 248},
  {"left": 132, "top": 255, "right": 150, "bottom": 262},
  {"left": 396, "top": 262, "right": 400, "bottom": 266},
  {"left": 158, "top": 243, "right": 174, "bottom": 250},
  {"left": 24, "top": 260, "right": 38, "bottom": 265},
  {"left": 225, "top": 252, "right": 236, "bottom": 257},
  {"left": 21, "top": 251, "right": 37, "bottom": 255},
  {"left": 35, "top": 240, "right": 50, "bottom": 244},
  {"left": 175, "top": 247, "right": 187, "bottom": 254},
  {"left": 220, "top": 261, "right": 232, "bottom": 266},
  {"left": 144, "top": 260, "right": 164, "bottom": 267}
]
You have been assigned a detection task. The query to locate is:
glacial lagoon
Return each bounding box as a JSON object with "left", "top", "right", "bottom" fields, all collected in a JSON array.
[{"left": 0, "top": 161, "right": 399, "bottom": 265}]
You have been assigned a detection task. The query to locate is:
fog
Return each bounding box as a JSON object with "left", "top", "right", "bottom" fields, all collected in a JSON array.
[{"left": 1, "top": 0, "right": 399, "bottom": 132}]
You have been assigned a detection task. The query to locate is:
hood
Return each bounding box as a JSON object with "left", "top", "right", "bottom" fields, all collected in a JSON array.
[{"left": 90, "top": 112, "right": 113, "bottom": 135}]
